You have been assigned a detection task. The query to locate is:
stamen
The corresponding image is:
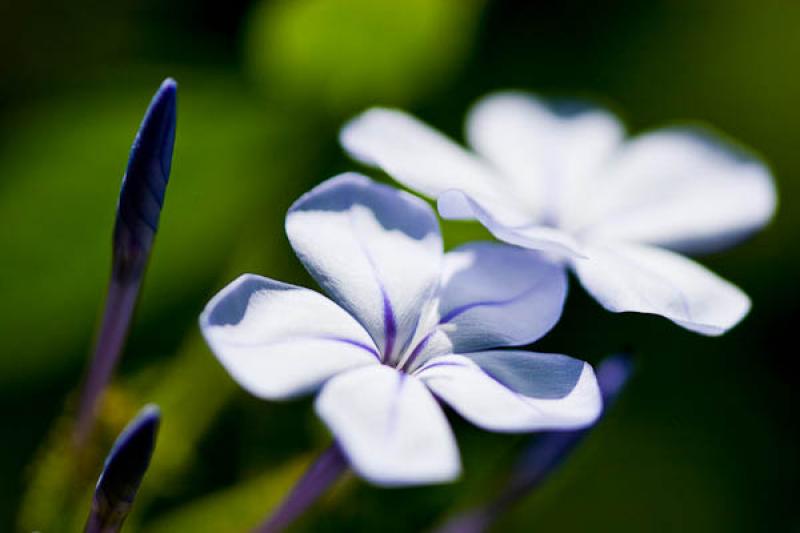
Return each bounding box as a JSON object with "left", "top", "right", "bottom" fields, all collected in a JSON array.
[{"left": 398, "top": 332, "right": 434, "bottom": 373}]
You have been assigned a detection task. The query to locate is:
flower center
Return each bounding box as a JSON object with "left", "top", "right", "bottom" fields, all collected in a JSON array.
[
  {"left": 394, "top": 332, "right": 435, "bottom": 374},
  {"left": 378, "top": 298, "right": 442, "bottom": 374}
]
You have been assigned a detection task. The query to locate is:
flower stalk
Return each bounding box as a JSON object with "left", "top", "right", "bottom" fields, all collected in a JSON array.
[
  {"left": 254, "top": 442, "right": 349, "bottom": 533},
  {"left": 75, "top": 78, "right": 177, "bottom": 444}
]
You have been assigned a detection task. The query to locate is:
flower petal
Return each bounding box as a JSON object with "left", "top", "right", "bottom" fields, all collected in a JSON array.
[
  {"left": 466, "top": 92, "right": 624, "bottom": 224},
  {"left": 431, "top": 242, "right": 568, "bottom": 354},
  {"left": 572, "top": 242, "right": 751, "bottom": 335},
  {"left": 341, "top": 108, "right": 505, "bottom": 203},
  {"left": 418, "top": 353, "right": 601, "bottom": 433},
  {"left": 437, "top": 189, "right": 586, "bottom": 257},
  {"left": 316, "top": 365, "right": 460, "bottom": 487},
  {"left": 582, "top": 128, "right": 777, "bottom": 252},
  {"left": 286, "top": 174, "right": 442, "bottom": 362},
  {"left": 200, "top": 274, "right": 379, "bottom": 400}
]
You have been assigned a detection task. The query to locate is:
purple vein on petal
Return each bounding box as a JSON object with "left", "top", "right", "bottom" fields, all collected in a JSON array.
[
  {"left": 413, "top": 360, "right": 465, "bottom": 375},
  {"left": 322, "top": 336, "right": 382, "bottom": 361},
  {"left": 347, "top": 211, "right": 398, "bottom": 363},
  {"left": 439, "top": 281, "right": 545, "bottom": 325},
  {"left": 381, "top": 288, "right": 397, "bottom": 364}
]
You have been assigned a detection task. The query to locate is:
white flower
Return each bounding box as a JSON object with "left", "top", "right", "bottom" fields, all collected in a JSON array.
[
  {"left": 341, "top": 93, "right": 777, "bottom": 335},
  {"left": 200, "top": 173, "right": 601, "bottom": 486}
]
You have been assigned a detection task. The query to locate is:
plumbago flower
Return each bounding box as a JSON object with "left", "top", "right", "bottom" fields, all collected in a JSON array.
[
  {"left": 341, "top": 93, "right": 777, "bottom": 335},
  {"left": 200, "top": 174, "right": 601, "bottom": 485}
]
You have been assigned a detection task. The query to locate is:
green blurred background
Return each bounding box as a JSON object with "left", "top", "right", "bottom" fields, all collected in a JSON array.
[{"left": 1, "top": 0, "right": 797, "bottom": 531}]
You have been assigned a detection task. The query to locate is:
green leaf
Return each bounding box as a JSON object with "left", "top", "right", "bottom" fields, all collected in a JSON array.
[
  {"left": 246, "top": 0, "right": 485, "bottom": 114},
  {"left": 129, "top": 332, "right": 238, "bottom": 491},
  {"left": 142, "top": 456, "right": 313, "bottom": 533}
]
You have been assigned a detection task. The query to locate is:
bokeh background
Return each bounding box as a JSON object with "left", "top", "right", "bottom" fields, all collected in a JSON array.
[{"left": 1, "top": 0, "right": 798, "bottom": 531}]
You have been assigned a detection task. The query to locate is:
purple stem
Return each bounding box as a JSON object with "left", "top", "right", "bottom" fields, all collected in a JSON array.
[
  {"left": 74, "top": 278, "right": 142, "bottom": 444},
  {"left": 254, "top": 442, "right": 349, "bottom": 533},
  {"left": 434, "top": 354, "right": 633, "bottom": 533}
]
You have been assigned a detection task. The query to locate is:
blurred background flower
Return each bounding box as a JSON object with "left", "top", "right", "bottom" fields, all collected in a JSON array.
[{"left": 0, "top": 0, "right": 797, "bottom": 531}]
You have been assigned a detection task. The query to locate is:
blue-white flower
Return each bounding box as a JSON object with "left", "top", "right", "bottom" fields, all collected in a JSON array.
[
  {"left": 200, "top": 174, "right": 601, "bottom": 486},
  {"left": 342, "top": 93, "right": 777, "bottom": 335}
]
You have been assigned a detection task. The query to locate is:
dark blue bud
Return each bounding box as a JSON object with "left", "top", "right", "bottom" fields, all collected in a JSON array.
[
  {"left": 85, "top": 405, "right": 161, "bottom": 533},
  {"left": 75, "top": 79, "right": 177, "bottom": 443},
  {"left": 113, "top": 78, "right": 177, "bottom": 283}
]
